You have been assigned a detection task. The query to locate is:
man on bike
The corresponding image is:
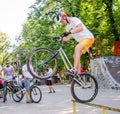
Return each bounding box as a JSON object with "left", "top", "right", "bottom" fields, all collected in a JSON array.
[
  {"left": 1, "top": 61, "right": 15, "bottom": 81},
  {"left": 54, "top": 12, "right": 95, "bottom": 75},
  {"left": 1, "top": 60, "right": 15, "bottom": 102}
]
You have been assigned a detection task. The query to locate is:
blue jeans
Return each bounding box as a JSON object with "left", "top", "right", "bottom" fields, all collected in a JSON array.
[{"left": 24, "top": 78, "right": 32, "bottom": 90}]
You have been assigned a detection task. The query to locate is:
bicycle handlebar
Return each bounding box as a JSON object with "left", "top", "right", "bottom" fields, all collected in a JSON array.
[
  {"left": 53, "top": 33, "right": 67, "bottom": 41},
  {"left": 53, "top": 37, "right": 61, "bottom": 41},
  {"left": 0, "top": 77, "right": 16, "bottom": 82}
]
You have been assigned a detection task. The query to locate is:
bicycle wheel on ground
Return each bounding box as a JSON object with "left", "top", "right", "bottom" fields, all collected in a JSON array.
[
  {"left": 30, "top": 85, "right": 42, "bottom": 103},
  {"left": 27, "top": 47, "right": 58, "bottom": 79},
  {"left": 0, "top": 89, "right": 3, "bottom": 99},
  {"left": 12, "top": 86, "right": 24, "bottom": 102},
  {"left": 3, "top": 87, "right": 7, "bottom": 103},
  {"left": 71, "top": 73, "right": 98, "bottom": 103}
]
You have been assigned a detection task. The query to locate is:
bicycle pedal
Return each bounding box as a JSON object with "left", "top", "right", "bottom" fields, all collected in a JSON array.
[{"left": 66, "top": 71, "right": 75, "bottom": 77}]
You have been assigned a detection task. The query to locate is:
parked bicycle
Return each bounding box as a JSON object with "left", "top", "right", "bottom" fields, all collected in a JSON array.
[
  {"left": 27, "top": 33, "right": 98, "bottom": 103},
  {"left": 1, "top": 78, "right": 23, "bottom": 103},
  {"left": 17, "top": 78, "right": 42, "bottom": 103}
]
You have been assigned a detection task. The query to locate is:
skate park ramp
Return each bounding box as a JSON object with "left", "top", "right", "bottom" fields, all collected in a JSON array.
[
  {"left": 90, "top": 56, "right": 120, "bottom": 88},
  {"left": 103, "top": 56, "right": 120, "bottom": 84}
]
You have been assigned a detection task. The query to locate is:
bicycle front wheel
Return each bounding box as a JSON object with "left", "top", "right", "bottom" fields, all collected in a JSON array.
[
  {"left": 12, "top": 86, "right": 24, "bottom": 102},
  {"left": 27, "top": 47, "right": 58, "bottom": 79},
  {"left": 71, "top": 73, "right": 98, "bottom": 103},
  {"left": 30, "top": 85, "right": 42, "bottom": 103}
]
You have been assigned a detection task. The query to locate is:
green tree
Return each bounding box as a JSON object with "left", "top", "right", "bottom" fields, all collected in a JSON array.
[
  {"left": 15, "top": 0, "right": 120, "bottom": 70},
  {"left": 0, "top": 32, "right": 12, "bottom": 65}
]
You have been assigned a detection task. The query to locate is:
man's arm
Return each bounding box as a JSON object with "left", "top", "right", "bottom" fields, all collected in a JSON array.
[
  {"left": 63, "top": 35, "right": 71, "bottom": 41},
  {"left": 22, "top": 71, "right": 25, "bottom": 76},
  {"left": 12, "top": 67, "right": 16, "bottom": 77},
  {"left": 70, "top": 23, "right": 83, "bottom": 34},
  {"left": 63, "top": 23, "right": 83, "bottom": 41}
]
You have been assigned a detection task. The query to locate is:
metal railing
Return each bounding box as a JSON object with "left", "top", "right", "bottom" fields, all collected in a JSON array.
[{"left": 72, "top": 100, "right": 120, "bottom": 114}]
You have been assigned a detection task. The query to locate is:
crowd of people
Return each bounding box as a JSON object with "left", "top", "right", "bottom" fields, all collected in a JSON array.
[
  {"left": 0, "top": 60, "right": 56, "bottom": 103},
  {"left": 0, "top": 60, "right": 36, "bottom": 103}
]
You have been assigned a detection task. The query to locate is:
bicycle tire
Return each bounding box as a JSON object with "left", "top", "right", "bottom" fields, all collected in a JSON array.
[
  {"left": 30, "top": 85, "right": 42, "bottom": 103},
  {"left": 0, "top": 89, "right": 3, "bottom": 98},
  {"left": 71, "top": 73, "right": 98, "bottom": 103},
  {"left": 27, "top": 47, "right": 58, "bottom": 79},
  {"left": 3, "top": 86, "right": 7, "bottom": 103},
  {"left": 12, "top": 86, "right": 24, "bottom": 102}
]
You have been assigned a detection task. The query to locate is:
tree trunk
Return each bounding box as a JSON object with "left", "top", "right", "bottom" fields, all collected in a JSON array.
[{"left": 104, "top": 0, "right": 119, "bottom": 41}]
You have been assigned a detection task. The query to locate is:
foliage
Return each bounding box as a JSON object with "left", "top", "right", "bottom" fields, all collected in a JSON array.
[
  {"left": 0, "top": 32, "right": 12, "bottom": 65},
  {"left": 14, "top": 0, "right": 120, "bottom": 71}
]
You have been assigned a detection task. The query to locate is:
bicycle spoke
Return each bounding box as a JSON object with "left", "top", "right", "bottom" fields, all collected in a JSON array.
[
  {"left": 30, "top": 86, "right": 42, "bottom": 103},
  {"left": 27, "top": 48, "right": 58, "bottom": 79},
  {"left": 12, "top": 86, "right": 24, "bottom": 102},
  {"left": 71, "top": 73, "right": 98, "bottom": 103}
]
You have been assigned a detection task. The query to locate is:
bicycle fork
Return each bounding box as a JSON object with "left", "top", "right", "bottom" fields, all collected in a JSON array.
[{"left": 71, "top": 75, "right": 87, "bottom": 88}]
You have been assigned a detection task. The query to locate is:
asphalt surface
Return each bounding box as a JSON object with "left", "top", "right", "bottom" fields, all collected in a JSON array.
[{"left": 0, "top": 84, "right": 120, "bottom": 114}]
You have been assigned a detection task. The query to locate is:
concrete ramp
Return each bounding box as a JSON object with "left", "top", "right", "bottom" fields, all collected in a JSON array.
[
  {"left": 90, "top": 56, "right": 120, "bottom": 89},
  {"left": 103, "top": 56, "right": 120, "bottom": 84}
]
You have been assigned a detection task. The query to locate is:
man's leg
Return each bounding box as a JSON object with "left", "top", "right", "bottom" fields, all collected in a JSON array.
[
  {"left": 25, "top": 79, "right": 32, "bottom": 103},
  {"left": 26, "top": 90, "right": 30, "bottom": 101},
  {"left": 49, "top": 86, "right": 52, "bottom": 93},
  {"left": 74, "top": 43, "right": 84, "bottom": 73}
]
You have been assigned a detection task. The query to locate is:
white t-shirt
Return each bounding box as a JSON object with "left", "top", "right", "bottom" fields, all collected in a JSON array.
[
  {"left": 66, "top": 17, "right": 94, "bottom": 42},
  {"left": 4, "top": 65, "right": 13, "bottom": 81},
  {"left": 47, "top": 68, "right": 53, "bottom": 80},
  {"left": 22, "top": 64, "right": 33, "bottom": 79}
]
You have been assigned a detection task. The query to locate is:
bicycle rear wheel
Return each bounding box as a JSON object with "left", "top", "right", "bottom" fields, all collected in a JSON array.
[
  {"left": 12, "top": 86, "right": 24, "bottom": 102},
  {"left": 30, "top": 85, "right": 42, "bottom": 103},
  {"left": 71, "top": 73, "right": 98, "bottom": 103},
  {"left": 27, "top": 47, "right": 58, "bottom": 79},
  {"left": 3, "top": 86, "right": 7, "bottom": 103}
]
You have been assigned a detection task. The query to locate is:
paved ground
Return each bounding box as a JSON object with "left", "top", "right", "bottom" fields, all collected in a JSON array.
[{"left": 0, "top": 84, "right": 120, "bottom": 114}]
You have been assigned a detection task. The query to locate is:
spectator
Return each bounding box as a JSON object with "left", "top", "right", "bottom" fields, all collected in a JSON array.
[
  {"left": 60, "top": 71, "right": 65, "bottom": 84},
  {"left": 1, "top": 60, "right": 15, "bottom": 81},
  {"left": 46, "top": 66, "right": 55, "bottom": 93},
  {"left": 1, "top": 60, "right": 15, "bottom": 102},
  {"left": 0, "top": 65, "right": 3, "bottom": 98},
  {"left": 22, "top": 63, "right": 33, "bottom": 103}
]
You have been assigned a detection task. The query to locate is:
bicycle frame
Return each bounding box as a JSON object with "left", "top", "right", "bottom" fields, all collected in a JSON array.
[
  {"left": 58, "top": 47, "right": 86, "bottom": 86},
  {"left": 19, "top": 78, "right": 37, "bottom": 95},
  {"left": 58, "top": 47, "right": 73, "bottom": 70},
  {"left": 44, "top": 46, "right": 73, "bottom": 70},
  {"left": 44, "top": 45, "right": 86, "bottom": 86}
]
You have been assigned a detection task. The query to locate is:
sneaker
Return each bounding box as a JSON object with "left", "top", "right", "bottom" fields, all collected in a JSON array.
[
  {"left": 49, "top": 91, "right": 52, "bottom": 93},
  {"left": 53, "top": 90, "right": 55, "bottom": 93},
  {"left": 66, "top": 68, "right": 77, "bottom": 76},
  {"left": 26, "top": 100, "right": 33, "bottom": 103},
  {"left": 3, "top": 98, "right": 7, "bottom": 103}
]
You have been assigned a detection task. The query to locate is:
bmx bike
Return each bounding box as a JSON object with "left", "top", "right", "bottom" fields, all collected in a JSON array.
[
  {"left": 1, "top": 78, "right": 23, "bottom": 103},
  {"left": 15, "top": 78, "right": 42, "bottom": 103},
  {"left": 27, "top": 33, "right": 98, "bottom": 103},
  {"left": 1, "top": 78, "right": 42, "bottom": 103}
]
